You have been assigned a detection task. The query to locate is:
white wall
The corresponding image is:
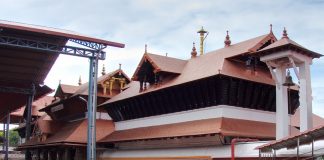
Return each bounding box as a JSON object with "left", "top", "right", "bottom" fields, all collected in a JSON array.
[{"left": 115, "top": 105, "right": 276, "bottom": 130}]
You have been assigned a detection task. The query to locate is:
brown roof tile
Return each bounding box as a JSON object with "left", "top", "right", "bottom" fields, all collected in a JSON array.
[
  {"left": 19, "top": 119, "right": 114, "bottom": 148},
  {"left": 102, "top": 33, "right": 276, "bottom": 104},
  {"left": 258, "top": 37, "right": 322, "bottom": 58},
  {"left": 99, "top": 118, "right": 298, "bottom": 143},
  {"left": 9, "top": 96, "right": 55, "bottom": 123},
  {"left": 73, "top": 69, "right": 129, "bottom": 97},
  {"left": 132, "top": 53, "right": 188, "bottom": 81},
  {"left": 60, "top": 84, "right": 80, "bottom": 94},
  {"left": 291, "top": 107, "right": 324, "bottom": 128}
]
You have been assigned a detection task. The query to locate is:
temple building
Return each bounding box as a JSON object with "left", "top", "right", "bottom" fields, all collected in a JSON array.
[
  {"left": 17, "top": 66, "right": 130, "bottom": 160},
  {"left": 14, "top": 26, "right": 324, "bottom": 160},
  {"left": 96, "top": 27, "right": 322, "bottom": 159}
]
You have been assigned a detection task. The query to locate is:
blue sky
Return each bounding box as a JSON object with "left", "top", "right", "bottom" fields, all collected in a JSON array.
[{"left": 1, "top": 0, "right": 324, "bottom": 116}]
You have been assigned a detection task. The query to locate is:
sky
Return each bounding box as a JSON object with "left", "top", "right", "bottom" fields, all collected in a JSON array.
[{"left": 1, "top": 0, "right": 324, "bottom": 117}]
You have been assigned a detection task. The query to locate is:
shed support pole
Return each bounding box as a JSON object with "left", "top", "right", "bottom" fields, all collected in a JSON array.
[
  {"left": 2, "top": 120, "right": 5, "bottom": 151},
  {"left": 5, "top": 111, "right": 10, "bottom": 160},
  {"left": 25, "top": 83, "right": 35, "bottom": 160},
  {"left": 312, "top": 138, "right": 314, "bottom": 159},
  {"left": 87, "top": 57, "right": 98, "bottom": 160},
  {"left": 297, "top": 138, "right": 300, "bottom": 160}
]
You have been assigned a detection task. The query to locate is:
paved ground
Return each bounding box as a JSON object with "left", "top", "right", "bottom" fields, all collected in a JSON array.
[{"left": 0, "top": 148, "right": 24, "bottom": 160}]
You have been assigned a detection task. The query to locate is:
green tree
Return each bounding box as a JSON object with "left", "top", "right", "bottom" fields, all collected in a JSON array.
[
  {"left": 0, "top": 130, "right": 20, "bottom": 146},
  {"left": 9, "top": 130, "right": 19, "bottom": 146}
]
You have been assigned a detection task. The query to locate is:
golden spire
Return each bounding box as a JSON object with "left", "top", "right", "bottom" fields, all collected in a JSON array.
[
  {"left": 197, "top": 26, "right": 208, "bottom": 56},
  {"left": 224, "top": 30, "right": 231, "bottom": 47},
  {"left": 101, "top": 64, "right": 106, "bottom": 75},
  {"left": 78, "top": 75, "right": 82, "bottom": 86},
  {"left": 191, "top": 42, "right": 197, "bottom": 58}
]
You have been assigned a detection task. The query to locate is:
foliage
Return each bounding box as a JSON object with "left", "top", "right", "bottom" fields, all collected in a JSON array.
[{"left": 0, "top": 130, "right": 20, "bottom": 147}]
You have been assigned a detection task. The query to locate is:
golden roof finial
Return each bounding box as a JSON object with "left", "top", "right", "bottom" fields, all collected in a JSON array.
[
  {"left": 78, "top": 75, "right": 82, "bottom": 86},
  {"left": 101, "top": 64, "right": 106, "bottom": 76},
  {"left": 191, "top": 42, "right": 197, "bottom": 58},
  {"left": 197, "top": 26, "right": 208, "bottom": 56},
  {"left": 224, "top": 30, "right": 231, "bottom": 47}
]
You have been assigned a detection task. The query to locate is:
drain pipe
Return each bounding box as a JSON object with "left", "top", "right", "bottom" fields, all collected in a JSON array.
[{"left": 231, "top": 138, "right": 258, "bottom": 160}]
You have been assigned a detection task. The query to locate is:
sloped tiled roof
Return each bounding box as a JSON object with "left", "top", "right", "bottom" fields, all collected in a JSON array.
[
  {"left": 60, "top": 84, "right": 80, "bottom": 94},
  {"left": 145, "top": 53, "right": 188, "bottom": 74},
  {"left": 258, "top": 36, "right": 322, "bottom": 58},
  {"left": 97, "top": 69, "right": 131, "bottom": 84},
  {"left": 8, "top": 96, "right": 55, "bottom": 123},
  {"left": 73, "top": 69, "right": 129, "bottom": 97},
  {"left": 53, "top": 84, "right": 80, "bottom": 98},
  {"left": 102, "top": 33, "right": 276, "bottom": 104},
  {"left": 132, "top": 53, "right": 188, "bottom": 80},
  {"left": 291, "top": 108, "right": 324, "bottom": 128},
  {"left": 99, "top": 118, "right": 299, "bottom": 143},
  {"left": 18, "top": 119, "right": 114, "bottom": 148}
]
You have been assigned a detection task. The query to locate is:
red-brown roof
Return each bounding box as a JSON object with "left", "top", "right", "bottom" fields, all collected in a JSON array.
[
  {"left": 73, "top": 69, "right": 130, "bottom": 97},
  {"left": 257, "top": 36, "right": 322, "bottom": 58},
  {"left": 18, "top": 119, "right": 114, "bottom": 149},
  {"left": 0, "top": 20, "right": 124, "bottom": 48},
  {"left": 97, "top": 69, "right": 131, "bottom": 84},
  {"left": 9, "top": 96, "right": 55, "bottom": 122},
  {"left": 132, "top": 53, "right": 188, "bottom": 80},
  {"left": 99, "top": 118, "right": 299, "bottom": 143},
  {"left": 290, "top": 108, "right": 324, "bottom": 128},
  {"left": 102, "top": 33, "right": 276, "bottom": 104},
  {"left": 59, "top": 84, "right": 80, "bottom": 94}
]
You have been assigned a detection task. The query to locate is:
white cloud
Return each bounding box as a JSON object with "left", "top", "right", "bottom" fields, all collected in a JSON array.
[{"left": 1, "top": 0, "right": 324, "bottom": 116}]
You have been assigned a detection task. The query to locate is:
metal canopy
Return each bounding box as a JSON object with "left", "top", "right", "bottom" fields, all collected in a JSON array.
[
  {"left": 257, "top": 125, "right": 324, "bottom": 152},
  {"left": 0, "top": 20, "right": 125, "bottom": 160},
  {"left": 0, "top": 20, "right": 124, "bottom": 114}
]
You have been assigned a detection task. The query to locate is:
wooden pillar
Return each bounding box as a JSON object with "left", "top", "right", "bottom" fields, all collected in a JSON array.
[
  {"left": 41, "top": 150, "right": 48, "bottom": 160},
  {"left": 58, "top": 149, "right": 64, "bottom": 160},
  {"left": 74, "top": 148, "right": 82, "bottom": 160},
  {"left": 36, "top": 149, "right": 41, "bottom": 160},
  {"left": 48, "top": 150, "right": 56, "bottom": 160},
  {"left": 109, "top": 79, "right": 114, "bottom": 95},
  {"left": 63, "top": 148, "right": 72, "bottom": 160}
]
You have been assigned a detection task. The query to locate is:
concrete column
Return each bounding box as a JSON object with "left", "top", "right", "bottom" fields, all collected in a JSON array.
[
  {"left": 299, "top": 62, "right": 313, "bottom": 131},
  {"left": 275, "top": 66, "right": 289, "bottom": 140}
]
